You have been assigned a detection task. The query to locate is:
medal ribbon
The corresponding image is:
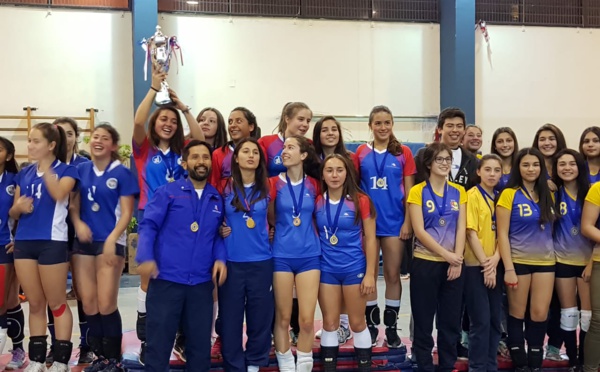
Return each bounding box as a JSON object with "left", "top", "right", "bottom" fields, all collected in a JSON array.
[
  {"left": 161, "top": 151, "right": 177, "bottom": 181},
  {"left": 89, "top": 161, "right": 116, "bottom": 206},
  {"left": 563, "top": 188, "right": 581, "bottom": 230},
  {"left": 285, "top": 174, "right": 305, "bottom": 218},
  {"left": 326, "top": 193, "right": 344, "bottom": 239},
  {"left": 371, "top": 149, "right": 390, "bottom": 183},
  {"left": 521, "top": 187, "right": 543, "bottom": 226},
  {"left": 476, "top": 185, "right": 497, "bottom": 230},
  {"left": 425, "top": 181, "right": 447, "bottom": 218},
  {"left": 235, "top": 185, "right": 256, "bottom": 219},
  {"left": 188, "top": 179, "right": 208, "bottom": 231}
]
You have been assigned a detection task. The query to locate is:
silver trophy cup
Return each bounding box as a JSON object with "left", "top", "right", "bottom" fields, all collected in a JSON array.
[{"left": 149, "top": 26, "right": 174, "bottom": 106}]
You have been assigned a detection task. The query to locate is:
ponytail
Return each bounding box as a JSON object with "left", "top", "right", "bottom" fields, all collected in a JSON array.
[{"left": 33, "top": 122, "right": 67, "bottom": 163}]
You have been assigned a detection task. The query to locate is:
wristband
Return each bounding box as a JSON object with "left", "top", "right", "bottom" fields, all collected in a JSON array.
[
  {"left": 181, "top": 106, "right": 191, "bottom": 114},
  {"left": 150, "top": 86, "right": 160, "bottom": 92}
]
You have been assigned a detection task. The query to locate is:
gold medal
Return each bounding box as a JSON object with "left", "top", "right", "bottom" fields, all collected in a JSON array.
[
  {"left": 190, "top": 221, "right": 199, "bottom": 232},
  {"left": 330, "top": 235, "right": 338, "bottom": 245},
  {"left": 376, "top": 178, "right": 385, "bottom": 188},
  {"left": 246, "top": 217, "right": 256, "bottom": 229},
  {"left": 293, "top": 217, "right": 301, "bottom": 227},
  {"left": 168, "top": 178, "right": 175, "bottom": 183}
]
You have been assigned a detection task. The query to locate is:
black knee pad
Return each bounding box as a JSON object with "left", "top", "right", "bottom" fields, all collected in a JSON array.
[
  {"left": 355, "top": 347, "right": 372, "bottom": 372},
  {"left": 366, "top": 306, "right": 380, "bottom": 326},
  {"left": 28, "top": 335, "right": 48, "bottom": 364},
  {"left": 321, "top": 346, "right": 339, "bottom": 372},
  {"left": 54, "top": 340, "right": 73, "bottom": 365},
  {"left": 528, "top": 346, "right": 543, "bottom": 369},
  {"left": 384, "top": 309, "right": 398, "bottom": 327},
  {"left": 136, "top": 312, "right": 146, "bottom": 341},
  {"left": 508, "top": 344, "right": 527, "bottom": 368}
]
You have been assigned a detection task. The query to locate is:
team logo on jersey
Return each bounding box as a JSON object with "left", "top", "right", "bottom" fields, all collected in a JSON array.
[
  {"left": 451, "top": 200, "right": 459, "bottom": 211},
  {"left": 177, "top": 157, "right": 182, "bottom": 165},
  {"left": 357, "top": 273, "right": 365, "bottom": 279},
  {"left": 212, "top": 205, "right": 221, "bottom": 214},
  {"left": 5, "top": 185, "right": 14, "bottom": 196},
  {"left": 152, "top": 155, "right": 162, "bottom": 164},
  {"left": 106, "top": 178, "right": 118, "bottom": 189},
  {"left": 274, "top": 156, "right": 282, "bottom": 165}
]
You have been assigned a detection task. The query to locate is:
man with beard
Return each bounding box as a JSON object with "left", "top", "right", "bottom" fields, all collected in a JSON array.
[{"left": 137, "top": 140, "right": 227, "bottom": 372}]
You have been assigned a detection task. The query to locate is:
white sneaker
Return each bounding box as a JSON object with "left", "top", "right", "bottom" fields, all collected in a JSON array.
[
  {"left": 315, "top": 328, "right": 323, "bottom": 339},
  {"left": 337, "top": 326, "right": 353, "bottom": 344},
  {"left": 5, "top": 348, "right": 26, "bottom": 370},
  {"left": 47, "top": 361, "right": 71, "bottom": 371},
  {"left": 23, "top": 361, "right": 46, "bottom": 372}
]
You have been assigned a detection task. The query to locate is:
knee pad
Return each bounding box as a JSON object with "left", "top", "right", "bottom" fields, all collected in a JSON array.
[
  {"left": 136, "top": 312, "right": 147, "bottom": 341},
  {"left": 580, "top": 310, "right": 592, "bottom": 332},
  {"left": 51, "top": 304, "right": 67, "bottom": 318},
  {"left": 560, "top": 307, "right": 579, "bottom": 331},
  {"left": 384, "top": 308, "right": 398, "bottom": 327},
  {"left": 367, "top": 306, "right": 380, "bottom": 326}
]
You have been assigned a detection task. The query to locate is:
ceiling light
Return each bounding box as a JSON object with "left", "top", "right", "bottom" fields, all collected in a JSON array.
[{"left": 186, "top": 1, "right": 199, "bottom": 5}]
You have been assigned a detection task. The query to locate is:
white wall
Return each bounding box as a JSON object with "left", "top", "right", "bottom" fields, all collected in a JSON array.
[
  {"left": 0, "top": 6, "right": 133, "bottom": 160},
  {"left": 159, "top": 14, "right": 440, "bottom": 141},
  {"left": 475, "top": 25, "right": 600, "bottom": 151}
]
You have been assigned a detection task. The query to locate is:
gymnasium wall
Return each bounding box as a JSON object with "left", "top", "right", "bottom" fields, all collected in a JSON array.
[
  {"left": 475, "top": 25, "right": 600, "bottom": 151},
  {"left": 1, "top": 4, "right": 598, "bottom": 157},
  {"left": 0, "top": 6, "right": 133, "bottom": 159}
]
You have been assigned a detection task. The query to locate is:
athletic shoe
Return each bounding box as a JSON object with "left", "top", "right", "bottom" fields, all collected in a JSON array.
[
  {"left": 83, "top": 357, "right": 108, "bottom": 372},
  {"left": 384, "top": 328, "right": 403, "bottom": 349},
  {"left": 545, "top": 345, "right": 562, "bottom": 361},
  {"left": 138, "top": 341, "right": 146, "bottom": 365},
  {"left": 23, "top": 361, "right": 47, "bottom": 372},
  {"left": 289, "top": 329, "right": 299, "bottom": 346},
  {"left": 457, "top": 343, "right": 469, "bottom": 360},
  {"left": 338, "top": 326, "right": 353, "bottom": 345},
  {"left": 47, "top": 361, "right": 71, "bottom": 372},
  {"left": 5, "top": 348, "right": 26, "bottom": 370},
  {"left": 45, "top": 346, "right": 54, "bottom": 365},
  {"left": 78, "top": 346, "right": 94, "bottom": 365},
  {"left": 315, "top": 329, "right": 323, "bottom": 339},
  {"left": 400, "top": 274, "right": 410, "bottom": 280},
  {"left": 173, "top": 334, "right": 186, "bottom": 362},
  {"left": 102, "top": 359, "right": 125, "bottom": 372},
  {"left": 368, "top": 326, "right": 378, "bottom": 346},
  {"left": 497, "top": 340, "right": 511, "bottom": 359}
]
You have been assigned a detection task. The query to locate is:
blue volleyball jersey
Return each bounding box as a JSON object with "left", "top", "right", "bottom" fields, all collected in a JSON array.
[
  {"left": 15, "top": 161, "right": 79, "bottom": 241},
  {"left": 77, "top": 161, "right": 140, "bottom": 246},
  {"left": 495, "top": 173, "right": 511, "bottom": 192},
  {"left": 554, "top": 187, "right": 593, "bottom": 266},
  {"left": 407, "top": 181, "right": 466, "bottom": 262},
  {"left": 587, "top": 164, "right": 600, "bottom": 184},
  {"left": 133, "top": 138, "right": 187, "bottom": 210},
  {"left": 355, "top": 144, "right": 416, "bottom": 237},
  {"left": 69, "top": 154, "right": 89, "bottom": 167},
  {"left": 223, "top": 182, "right": 271, "bottom": 262},
  {"left": 314, "top": 193, "right": 372, "bottom": 273},
  {"left": 258, "top": 134, "right": 286, "bottom": 177},
  {"left": 497, "top": 188, "right": 555, "bottom": 265},
  {"left": 0, "top": 172, "right": 16, "bottom": 246},
  {"left": 269, "top": 174, "right": 320, "bottom": 258}
]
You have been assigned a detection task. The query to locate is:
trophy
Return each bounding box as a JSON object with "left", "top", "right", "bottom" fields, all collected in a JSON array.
[{"left": 141, "top": 26, "right": 183, "bottom": 107}]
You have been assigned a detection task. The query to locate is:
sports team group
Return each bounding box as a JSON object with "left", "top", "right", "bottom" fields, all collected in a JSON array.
[{"left": 0, "top": 67, "right": 599, "bottom": 372}]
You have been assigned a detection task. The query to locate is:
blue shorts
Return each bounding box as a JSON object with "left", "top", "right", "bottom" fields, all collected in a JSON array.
[
  {"left": 321, "top": 268, "right": 366, "bottom": 286},
  {"left": 14, "top": 240, "right": 69, "bottom": 265},
  {"left": 0, "top": 244, "right": 13, "bottom": 264},
  {"left": 273, "top": 256, "right": 320, "bottom": 274},
  {"left": 73, "top": 241, "right": 125, "bottom": 257}
]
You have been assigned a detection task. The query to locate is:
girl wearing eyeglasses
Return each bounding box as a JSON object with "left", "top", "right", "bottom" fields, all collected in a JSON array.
[{"left": 407, "top": 142, "right": 466, "bottom": 372}]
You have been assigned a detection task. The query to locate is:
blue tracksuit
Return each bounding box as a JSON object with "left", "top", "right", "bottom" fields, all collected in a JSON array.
[{"left": 137, "top": 179, "right": 225, "bottom": 372}]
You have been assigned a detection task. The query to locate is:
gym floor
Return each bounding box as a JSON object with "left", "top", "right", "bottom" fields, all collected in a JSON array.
[{"left": 14, "top": 276, "right": 412, "bottom": 351}]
